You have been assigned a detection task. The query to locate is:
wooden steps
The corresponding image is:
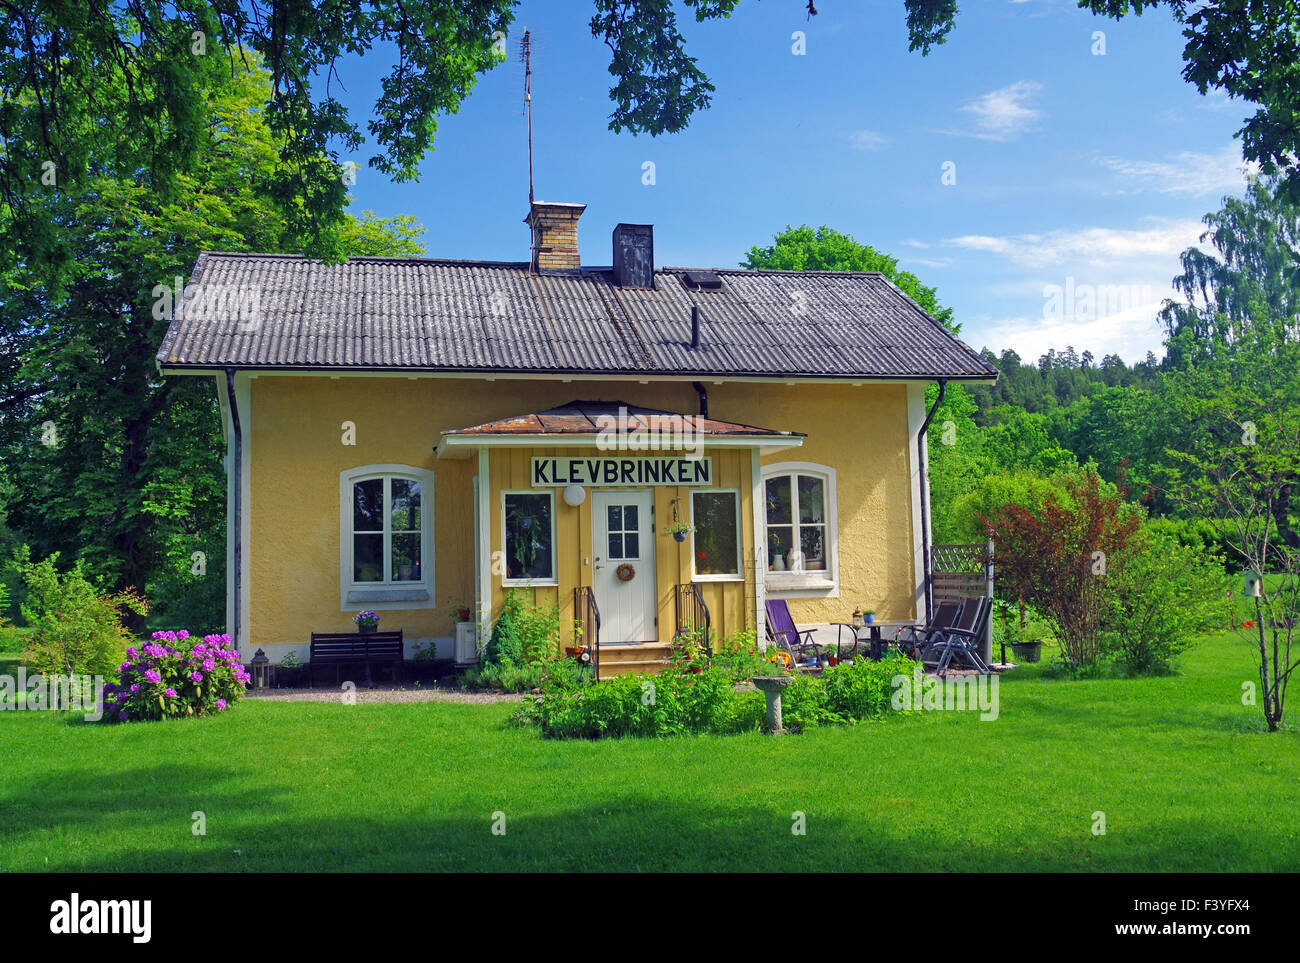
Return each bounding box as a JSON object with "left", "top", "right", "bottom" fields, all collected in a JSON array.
[{"left": 596, "top": 642, "right": 673, "bottom": 677}]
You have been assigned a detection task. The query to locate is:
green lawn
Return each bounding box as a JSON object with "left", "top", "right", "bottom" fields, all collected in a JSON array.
[{"left": 1, "top": 632, "right": 1296, "bottom": 872}]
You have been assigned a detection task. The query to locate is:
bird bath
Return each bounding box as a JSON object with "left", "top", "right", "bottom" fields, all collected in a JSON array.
[{"left": 752, "top": 675, "right": 794, "bottom": 734}]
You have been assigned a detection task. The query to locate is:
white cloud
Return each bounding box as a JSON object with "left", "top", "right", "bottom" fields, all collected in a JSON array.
[
  {"left": 942, "top": 81, "right": 1043, "bottom": 141},
  {"left": 901, "top": 239, "right": 929, "bottom": 249},
  {"left": 1097, "top": 145, "right": 1257, "bottom": 197},
  {"left": 947, "top": 217, "right": 1204, "bottom": 269},
  {"left": 848, "top": 129, "right": 888, "bottom": 151},
  {"left": 973, "top": 299, "right": 1169, "bottom": 365}
]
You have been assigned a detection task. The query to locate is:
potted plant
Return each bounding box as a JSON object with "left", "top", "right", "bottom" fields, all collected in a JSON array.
[
  {"left": 278, "top": 650, "right": 306, "bottom": 687},
  {"left": 663, "top": 521, "right": 696, "bottom": 542},
  {"left": 353, "top": 610, "right": 379, "bottom": 634},
  {"left": 864, "top": 609, "right": 876, "bottom": 626},
  {"left": 1001, "top": 613, "right": 1042, "bottom": 663}
]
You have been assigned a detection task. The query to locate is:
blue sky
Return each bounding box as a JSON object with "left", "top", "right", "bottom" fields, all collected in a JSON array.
[{"left": 337, "top": 0, "right": 1255, "bottom": 364}]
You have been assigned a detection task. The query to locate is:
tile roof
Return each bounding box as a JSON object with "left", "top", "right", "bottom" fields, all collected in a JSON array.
[
  {"left": 443, "top": 400, "right": 804, "bottom": 438},
  {"left": 156, "top": 252, "right": 997, "bottom": 380}
]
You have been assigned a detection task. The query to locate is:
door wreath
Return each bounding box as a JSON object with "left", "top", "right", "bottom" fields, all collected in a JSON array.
[{"left": 615, "top": 563, "right": 636, "bottom": 582}]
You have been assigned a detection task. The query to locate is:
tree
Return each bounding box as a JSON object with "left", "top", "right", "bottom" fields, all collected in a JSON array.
[
  {"left": 902, "top": 1, "right": 1300, "bottom": 199},
  {"left": 0, "top": 1, "right": 759, "bottom": 260},
  {"left": 1160, "top": 174, "right": 1300, "bottom": 363},
  {"left": 1161, "top": 332, "right": 1300, "bottom": 729},
  {"left": 0, "top": 55, "right": 426, "bottom": 632}
]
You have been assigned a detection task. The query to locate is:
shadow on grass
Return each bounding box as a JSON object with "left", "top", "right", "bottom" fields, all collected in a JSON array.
[{"left": 1, "top": 760, "right": 1293, "bottom": 873}]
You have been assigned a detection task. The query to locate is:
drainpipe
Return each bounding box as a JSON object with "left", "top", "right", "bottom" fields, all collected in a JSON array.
[
  {"left": 916, "top": 378, "right": 947, "bottom": 624},
  {"left": 226, "top": 368, "right": 242, "bottom": 655},
  {"left": 691, "top": 381, "right": 708, "bottom": 418}
]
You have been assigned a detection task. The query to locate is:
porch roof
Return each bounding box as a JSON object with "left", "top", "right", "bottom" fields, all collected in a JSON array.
[{"left": 436, "top": 400, "right": 804, "bottom": 457}]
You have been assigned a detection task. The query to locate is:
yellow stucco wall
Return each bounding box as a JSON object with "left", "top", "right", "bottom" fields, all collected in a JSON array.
[{"left": 245, "top": 376, "right": 917, "bottom": 650}]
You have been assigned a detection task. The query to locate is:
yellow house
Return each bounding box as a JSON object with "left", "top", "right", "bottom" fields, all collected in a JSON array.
[{"left": 156, "top": 202, "right": 996, "bottom": 675}]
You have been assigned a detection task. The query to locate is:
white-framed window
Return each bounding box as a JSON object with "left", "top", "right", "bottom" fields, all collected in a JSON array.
[
  {"left": 339, "top": 465, "right": 435, "bottom": 609},
  {"left": 690, "top": 488, "right": 742, "bottom": 581},
  {"left": 762, "top": 462, "right": 838, "bottom": 595},
  {"left": 502, "top": 490, "right": 557, "bottom": 586}
]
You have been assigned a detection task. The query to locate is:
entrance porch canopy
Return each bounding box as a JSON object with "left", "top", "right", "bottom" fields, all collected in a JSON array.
[{"left": 434, "top": 400, "right": 805, "bottom": 457}]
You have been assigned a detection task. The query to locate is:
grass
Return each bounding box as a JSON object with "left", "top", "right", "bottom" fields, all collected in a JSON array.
[{"left": 0, "top": 631, "right": 1297, "bottom": 872}]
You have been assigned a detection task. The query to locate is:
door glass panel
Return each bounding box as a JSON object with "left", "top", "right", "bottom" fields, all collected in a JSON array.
[
  {"left": 607, "top": 505, "right": 622, "bottom": 530},
  {"left": 608, "top": 533, "right": 624, "bottom": 559},
  {"left": 623, "top": 533, "right": 640, "bottom": 559},
  {"left": 623, "top": 504, "right": 638, "bottom": 529}
]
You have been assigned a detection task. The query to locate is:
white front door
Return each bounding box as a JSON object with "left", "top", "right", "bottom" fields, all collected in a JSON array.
[{"left": 592, "top": 490, "right": 657, "bottom": 643}]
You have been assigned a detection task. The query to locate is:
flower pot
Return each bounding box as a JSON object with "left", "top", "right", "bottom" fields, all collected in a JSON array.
[
  {"left": 770, "top": 553, "right": 785, "bottom": 572},
  {"left": 358, "top": 623, "right": 378, "bottom": 635},
  {"left": 673, "top": 531, "right": 687, "bottom": 542},
  {"left": 865, "top": 614, "right": 875, "bottom": 625},
  {"left": 1011, "top": 640, "right": 1042, "bottom": 663}
]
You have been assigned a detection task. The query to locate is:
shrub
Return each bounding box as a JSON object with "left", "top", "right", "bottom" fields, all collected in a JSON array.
[
  {"left": 15, "top": 546, "right": 148, "bottom": 678},
  {"left": 1101, "top": 528, "right": 1228, "bottom": 674},
  {"left": 482, "top": 590, "right": 561, "bottom": 667},
  {"left": 976, "top": 466, "right": 1144, "bottom": 668},
  {"left": 516, "top": 667, "right": 764, "bottom": 739},
  {"left": 103, "top": 631, "right": 249, "bottom": 722},
  {"left": 517, "top": 652, "right": 914, "bottom": 739},
  {"left": 821, "top": 652, "right": 913, "bottom": 720}
]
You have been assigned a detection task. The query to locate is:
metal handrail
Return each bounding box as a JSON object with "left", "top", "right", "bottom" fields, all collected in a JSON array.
[
  {"left": 675, "top": 582, "right": 712, "bottom": 657},
  {"left": 574, "top": 586, "right": 601, "bottom": 680}
]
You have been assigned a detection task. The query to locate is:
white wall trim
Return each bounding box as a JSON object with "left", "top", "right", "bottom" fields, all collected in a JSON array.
[
  {"left": 906, "top": 383, "right": 929, "bottom": 623},
  {"left": 476, "top": 448, "right": 492, "bottom": 650},
  {"left": 236, "top": 373, "right": 251, "bottom": 654},
  {"left": 751, "top": 448, "right": 766, "bottom": 647}
]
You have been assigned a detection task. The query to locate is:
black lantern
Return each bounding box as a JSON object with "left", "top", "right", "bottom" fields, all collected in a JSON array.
[{"left": 250, "top": 648, "right": 271, "bottom": 689}]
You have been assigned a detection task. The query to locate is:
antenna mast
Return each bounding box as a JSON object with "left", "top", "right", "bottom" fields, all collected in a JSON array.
[{"left": 522, "top": 29, "right": 535, "bottom": 205}]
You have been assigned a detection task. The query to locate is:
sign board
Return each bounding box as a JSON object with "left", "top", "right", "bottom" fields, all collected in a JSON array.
[{"left": 532, "top": 456, "right": 711, "bottom": 487}]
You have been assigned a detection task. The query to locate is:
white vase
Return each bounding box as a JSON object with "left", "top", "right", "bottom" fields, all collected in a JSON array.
[
  {"left": 771, "top": 553, "right": 785, "bottom": 572},
  {"left": 786, "top": 549, "right": 803, "bottom": 572}
]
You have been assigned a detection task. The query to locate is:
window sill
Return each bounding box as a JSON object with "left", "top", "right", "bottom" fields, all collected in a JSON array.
[
  {"left": 765, "top": 574, "right": 837, "bottom": 593},
  {"left": 501, "top": 579, "right": 559, "bottom": 588},
  {"left": 693, "top": 574, "right": 744, "bottom": 583},
  {"left": 346, "top": 588, "right": 431, "bottom": 604}
]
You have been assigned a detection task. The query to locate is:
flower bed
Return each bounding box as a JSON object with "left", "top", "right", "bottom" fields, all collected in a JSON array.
[{"left": 103, "top": 631, "right": 250, "bottom": 722}]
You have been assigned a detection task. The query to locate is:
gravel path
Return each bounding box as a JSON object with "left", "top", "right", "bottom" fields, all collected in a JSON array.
[{"left": 245, "top": 685, "right": 525, "bottom": 704}]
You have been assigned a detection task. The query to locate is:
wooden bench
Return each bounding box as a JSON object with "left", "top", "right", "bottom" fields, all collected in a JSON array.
[{"left": 309, "top": 631, "right": 404, "bottom": 687}]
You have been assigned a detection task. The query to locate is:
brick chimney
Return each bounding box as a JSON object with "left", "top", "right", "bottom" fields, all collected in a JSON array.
[{"left": 525, "top": 201, "right": 585, "bottom": 273}]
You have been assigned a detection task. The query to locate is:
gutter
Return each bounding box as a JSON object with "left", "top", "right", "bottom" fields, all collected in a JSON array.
[
  {"left": 226, "top": 368, "right": 243, "bottom": 655},
  {"left": 916, "top": 378, "right": 947, "bottom": 624}
]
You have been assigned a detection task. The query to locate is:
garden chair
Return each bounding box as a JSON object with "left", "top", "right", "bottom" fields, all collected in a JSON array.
[
  {"left": 892, "top": 599, "right": 963, "bottom": 662},
  {"left": 764, "top": 599, "right": 858, "bottom": 667},
  {"left": 928, "top": 597, "right": 993, "bottom": 676}
]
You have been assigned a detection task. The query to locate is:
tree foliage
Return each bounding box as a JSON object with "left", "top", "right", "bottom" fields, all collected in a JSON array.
[{"left": 0, "top": 55, "right": 426, "bottom": 633}]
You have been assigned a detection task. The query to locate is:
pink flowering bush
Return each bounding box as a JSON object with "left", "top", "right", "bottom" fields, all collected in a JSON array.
[{"left": 103, "top": 631, "right": 249, "bottom": 722}]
